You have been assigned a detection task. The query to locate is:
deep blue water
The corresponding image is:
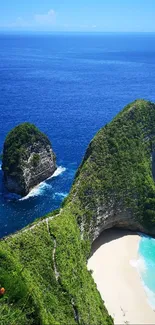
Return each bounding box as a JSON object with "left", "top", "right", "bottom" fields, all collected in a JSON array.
[{"left": 1, "top": 32, "right": 155, "bottom": 240}]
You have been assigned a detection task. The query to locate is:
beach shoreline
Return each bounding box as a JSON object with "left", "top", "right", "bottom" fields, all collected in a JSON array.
[{"left": 88, "top": 228, "right": 155, "bottom": 324}]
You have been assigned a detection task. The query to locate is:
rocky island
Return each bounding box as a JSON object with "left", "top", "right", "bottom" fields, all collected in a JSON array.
[
  {"left": 2, "top": 123, "right": 56, "bottom": 197},
  {"left": 1, "top": 100, "right": 155, "bottom": 324}
]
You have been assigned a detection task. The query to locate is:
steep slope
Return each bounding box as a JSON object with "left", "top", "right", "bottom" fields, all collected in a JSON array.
[
  {"left": 0, "top": 209, "right": 113, "bottom": 325},
  {"left": 68, "top": 99, "right": 155, "bottom": 241},
  {"left": 1, "top": 99, "right": 155, "bottom": 324}
]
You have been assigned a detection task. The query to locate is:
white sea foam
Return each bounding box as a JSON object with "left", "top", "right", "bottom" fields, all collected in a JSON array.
[
  {"left": 19, "top": 166, "right": 66, "bottom": 201},
  {"left": 50, "top": 166, "right": 66, "bottom": 178},
  {"left": 130, "top": 254, "right": 155, "bottom": 310},
  {"left": 55, "top": 192, "right": 68, "bottom": 198},
  {"left": 143, "top": 284, "right": 155, "bottom": 310},
  {"left": 20, "top": 182, "right": 51, "bottom": 201},
  {"left": 130, "top": 259, "right": 138, "bottom": 268},
  {"left": 130, "top": 256, "right": 147, "bottom": 274}
]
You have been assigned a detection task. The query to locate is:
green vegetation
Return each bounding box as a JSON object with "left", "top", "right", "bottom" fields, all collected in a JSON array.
[
  {"left": 68, "top": 99, "right": 155, "bottom": 233},
  {"left": 31, "top": 153, "right": 40, "bottom": 167},
  {"left": 1, "top": 99, "right": 155, "bottom": 324},
  {"left": 2, "top": 123, "right": 50, "bottom": 175},
  {"left": 0, "top": 209, "right": 113, "bottom": 325}
]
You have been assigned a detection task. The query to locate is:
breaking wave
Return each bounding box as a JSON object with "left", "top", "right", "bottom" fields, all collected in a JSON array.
[
  {"left": 131, "top": 234, "right": 155, "bottom": 310},
  {"left": 50, "top": 166, "right": 66, "bottom": 178},
  {"left": 20, "top": 166, "right": 66, "bottom": 201},
  {"left": 55, "top": 192, "right": 68, "bottom": 198},
  {"left": 19, "top": 182, "right": 51, "bottom": 201}
]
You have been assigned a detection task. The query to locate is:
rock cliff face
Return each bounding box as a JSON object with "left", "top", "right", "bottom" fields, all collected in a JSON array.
[
  {"left": 1, "top": 100, "right": 155, "bottom": 325},
  {"left": 68, "top": 100, "right": 155, "bottom": 242},
  {"left": 2, "top": 123, "right": 56, "bottom": 196}
]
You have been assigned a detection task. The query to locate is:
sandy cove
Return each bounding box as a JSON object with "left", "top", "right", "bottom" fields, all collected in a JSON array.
[{"left": 87, "top": 229, "right": 155, "bottom": 325}]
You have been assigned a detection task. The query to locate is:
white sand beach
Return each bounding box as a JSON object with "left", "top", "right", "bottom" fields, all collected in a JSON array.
[{"left": 87, "top": 229, "right": 155, "bottom": 324}]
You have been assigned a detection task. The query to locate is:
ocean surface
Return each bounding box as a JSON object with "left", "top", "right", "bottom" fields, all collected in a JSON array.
[
  {"left": 0, "top": 32, "right": 155, "bottom": 306},
  {"left": 135, "top": 234, "right": 155, "bottom": 309}
]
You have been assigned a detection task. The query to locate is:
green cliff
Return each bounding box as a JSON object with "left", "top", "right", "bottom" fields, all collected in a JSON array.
[
  {"left": 1, "top": 99, "right": 155, "bottom": 324},
  {"left": 68, "top": 99, "right": 155, "bottom": 240}
]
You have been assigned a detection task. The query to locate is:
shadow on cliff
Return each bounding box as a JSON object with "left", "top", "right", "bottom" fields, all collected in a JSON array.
[{"left": 90, "top": 228, "right": 139, "bottom": 258}]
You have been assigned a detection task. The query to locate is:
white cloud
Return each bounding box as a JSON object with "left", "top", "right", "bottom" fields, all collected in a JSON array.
[
  {"left": 0, "top": 9, "right": 56, "bottom": 30},
  {"left": 34, "top": 9, "right": 56, "bottom": 26}
]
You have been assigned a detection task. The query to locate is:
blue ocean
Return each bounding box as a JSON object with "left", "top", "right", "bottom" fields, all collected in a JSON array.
[
  {"left": 0, "top": 32, "right": 155, "bottom": 306},
  {"left": 137, "top": 235, "right": 155, "bottom": 309}
]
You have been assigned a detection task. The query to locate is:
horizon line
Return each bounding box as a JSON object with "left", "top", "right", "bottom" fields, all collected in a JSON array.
[{"left": 0, "top": 30, "right": 155, "bottom": 34}]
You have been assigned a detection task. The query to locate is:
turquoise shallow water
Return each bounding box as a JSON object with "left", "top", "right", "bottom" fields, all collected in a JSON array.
[{"left": 138, "top": 234, "right": 155, "bottom": 309}]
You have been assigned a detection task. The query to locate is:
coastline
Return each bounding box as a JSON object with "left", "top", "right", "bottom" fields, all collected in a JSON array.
[
  {"left": 88, "top": 228, "right": 155, "bottom": 324},
  {"left": 19, "top": 166, "right": 66, "bottom": 200}
]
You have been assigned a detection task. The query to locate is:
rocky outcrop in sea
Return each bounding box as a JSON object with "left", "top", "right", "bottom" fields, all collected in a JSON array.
[{"left": 2, "top": 123, "right": 56, "bottom": 197}]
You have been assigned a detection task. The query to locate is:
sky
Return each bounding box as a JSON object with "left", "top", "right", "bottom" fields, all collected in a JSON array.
[{"left": 0, "top": 0, "right": 155, "bottom": 33}]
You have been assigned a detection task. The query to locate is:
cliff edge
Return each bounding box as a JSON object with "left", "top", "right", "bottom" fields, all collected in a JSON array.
[
  {"left": 2, "top": 123, "right": 56, "bottom": 196},
  {"left": 1, "top": 99, "right": 155, "bottom": 324},
  {"left": 68, "top": 99, "right": 155, "bottom": 241}
]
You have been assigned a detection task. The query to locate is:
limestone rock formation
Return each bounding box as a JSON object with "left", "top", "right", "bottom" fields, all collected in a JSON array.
[
  {"left": 68, "top": 99, "right": 155, "bottom": 241},
  {"left": 1, "top": 100, "right": 155, "bottom": 324},
  {"left": 2, "top": 123, "right": 56, "bottom": 196}
]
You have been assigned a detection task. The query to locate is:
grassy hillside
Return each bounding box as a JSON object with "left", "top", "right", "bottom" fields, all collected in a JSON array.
[
  {"left": 0, "top": 208, "right": 113, "bottom": 325},
  {"left": 1, "top": 99, "right": 155, "bottom": 324}
]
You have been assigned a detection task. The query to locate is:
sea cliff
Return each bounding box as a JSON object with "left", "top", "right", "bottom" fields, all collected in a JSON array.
[
  {"left": 68, "top": 99, "right": 155, "bottom": 241},
  {"left": 1, "top": 100, "right": 155, "bottom": 324},
  {"left": 2, "top": 123, "right": 56, "bottom": 196}
]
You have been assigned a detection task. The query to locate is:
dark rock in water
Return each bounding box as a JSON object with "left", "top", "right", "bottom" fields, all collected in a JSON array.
[{"left": 2, "top": 123, "right": 56, "bottom": 197}]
